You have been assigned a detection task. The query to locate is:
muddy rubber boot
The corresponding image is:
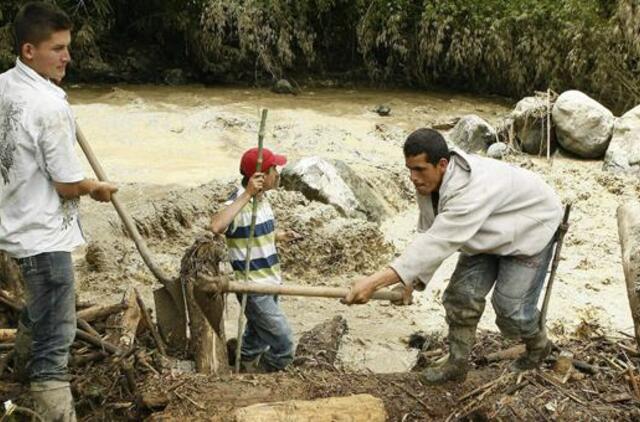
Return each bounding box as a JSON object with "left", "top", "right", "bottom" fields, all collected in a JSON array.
[
  {"left": 14, "top": 321, "right": 32, "bottom": 384},
  {"left": 30, "top": 380, "right": 76, "bottom": 422},
  {"left": 239, "top": 355, "right": 263, "bottom": 374},
  {"left": 420, "top": 326, "right": 475, "bottom": 385},
  {"left": 511, "top": 329, "right": 552, "bottom": 372}
]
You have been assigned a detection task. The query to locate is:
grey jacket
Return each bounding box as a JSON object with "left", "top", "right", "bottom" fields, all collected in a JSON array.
[{"left": 390, "top": 149, "right": 563, "bottom": 287}]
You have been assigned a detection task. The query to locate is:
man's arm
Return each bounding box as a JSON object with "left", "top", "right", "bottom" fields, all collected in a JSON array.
[
  {"left": 210, "top": 173, "right": 264, "bottom": 234},
  {"left": 342, "top": 267, "right": 401, "bottom": 304},
  {"left": 54, "top": 179, "right": 117, "bottom": 202}
]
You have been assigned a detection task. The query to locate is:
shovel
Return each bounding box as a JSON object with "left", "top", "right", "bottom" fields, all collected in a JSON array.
[{"left": 75, "top": 126, "right": 188, "bottom": 348}]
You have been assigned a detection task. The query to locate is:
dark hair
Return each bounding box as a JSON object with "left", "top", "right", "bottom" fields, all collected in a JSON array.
[
  {"left": 403, "top": 128, "right": 450, "bottom": 165},
  {"left": 14, "top": 2, "right": 72, "bottom": 55}
]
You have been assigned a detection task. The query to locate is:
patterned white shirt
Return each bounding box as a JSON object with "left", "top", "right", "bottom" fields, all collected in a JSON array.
[{"left": 0, "top": 58, "right": 85, "bottom": 258}]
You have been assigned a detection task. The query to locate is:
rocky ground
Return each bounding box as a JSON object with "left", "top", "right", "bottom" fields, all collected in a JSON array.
[{"left": 0, "top": 86, "right": 639, "bottom": 420}]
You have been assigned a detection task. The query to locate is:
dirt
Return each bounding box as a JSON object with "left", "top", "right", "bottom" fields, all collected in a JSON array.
[{"left": 1, "top": 85, "right": 639, "bottom": 420}]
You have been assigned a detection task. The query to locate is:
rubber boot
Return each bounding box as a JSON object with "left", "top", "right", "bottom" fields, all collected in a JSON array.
[
  {"left": 511, "top": 329, "right": 552, "bottom": 372},
  {"left": 14, "top": 320, "right": 32, "bottom": 384},
  {"left": 30, "top": 380, "right": 76, "bottom": 422},
  {"left": 239, "top": 354, "right": 263, "bottom": 374},
  {"left": 420, "top": 325, "right": 475, "bottom": 385}
]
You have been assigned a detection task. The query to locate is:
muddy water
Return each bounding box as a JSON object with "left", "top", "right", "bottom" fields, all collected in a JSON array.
[
  {"left": 68, "top": 85, "right": 509, "bottom": 185},
  {"left": 69, "top": 85, "right": 634, "bottom": 373}
]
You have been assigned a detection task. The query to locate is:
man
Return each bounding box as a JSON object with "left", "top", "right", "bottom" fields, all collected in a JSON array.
[
  {"left": 344, "top": 128, "right": 562, "bottom": 384},
  {"left": 210, "top": 147, "right": 297, "bottom": 372},
  {"left": 0, "top": 3, "right": 117, "bottom": 420}
]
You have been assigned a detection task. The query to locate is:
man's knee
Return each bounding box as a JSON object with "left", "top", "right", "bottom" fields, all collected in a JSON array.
[
  {"left": 492, "top": 292, "right": 539, "bottom": 338},
  {"left": 443, "top": 288, "right": 486, "bottom": 327}
]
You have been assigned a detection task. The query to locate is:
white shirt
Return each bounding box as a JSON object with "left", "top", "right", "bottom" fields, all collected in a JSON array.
[
  {"left": 0, "top": 58, "right": 85, "bottom": 258},
  {"left": 391, "top": 149, "right": 563, "bottom": 287}
]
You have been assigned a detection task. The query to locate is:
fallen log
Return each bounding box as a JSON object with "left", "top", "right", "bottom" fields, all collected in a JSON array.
[
  {"left": 617, "top": 202, "right": 640, "bottom": 350},
  {"left": 105, "top": 289, "right": 141, "bottom": 350},
  {"left": 481, "top": 345, "right": 525, "bottom": 363},
  {"left": 77, "top": 302, "right": 127, "bottom": 323},
  {"left": 76, "top": 328, "right": 122, "bottom": 355},
  {"left": 233, "top": 394, "right": 387, "bottom": 422}
]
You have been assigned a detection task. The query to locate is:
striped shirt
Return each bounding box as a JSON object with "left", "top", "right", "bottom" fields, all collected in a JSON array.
[{"left": 225, "top": 187, "right": 282, "bottom": 285}]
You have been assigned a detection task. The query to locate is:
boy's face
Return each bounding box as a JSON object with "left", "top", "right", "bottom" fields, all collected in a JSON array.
[
  {"left": 21, "top": 29, "right": 71, "bottom": 84},
  {"left": 263, "top": 166, "right": 280, "bottom": 191}
]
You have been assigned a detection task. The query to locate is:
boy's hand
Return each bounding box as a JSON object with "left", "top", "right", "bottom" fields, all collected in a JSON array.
[
  {"left": 246, "top": 172, "right": 264, "bottom": 196},
  {"left": 277, "top": 229, "right": 302, "bottom": 243}
]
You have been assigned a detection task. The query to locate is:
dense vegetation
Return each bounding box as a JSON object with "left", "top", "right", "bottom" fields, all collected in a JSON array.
[{"left": 0, "top": 0, "right": 638, "bottom": 112}]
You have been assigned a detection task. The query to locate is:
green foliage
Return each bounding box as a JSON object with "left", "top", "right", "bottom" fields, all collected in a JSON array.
[{"left": 0, "top": 0, "right": 638, "bottom": 112}]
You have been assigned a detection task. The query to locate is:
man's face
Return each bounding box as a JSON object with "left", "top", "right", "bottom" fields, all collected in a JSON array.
[
  {"left": 263, "top": 166, "right": 280, "bottom": 191},
  {"left": 405, "top": 153, "right": 448, "bottom": 195},
  {"left": 21, "top": 30, "right": 71, "bottom": 84}
]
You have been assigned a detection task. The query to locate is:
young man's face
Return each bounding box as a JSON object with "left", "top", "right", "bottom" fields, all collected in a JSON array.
[
  {"left": 21, "top": 29, "right": 71, "bottom": 84},
  {"left": 263, "top": 166, "right": 280, "bottom": 191},
  {"left": 405, "top": 153, "right": 448, "bottom": 195}
]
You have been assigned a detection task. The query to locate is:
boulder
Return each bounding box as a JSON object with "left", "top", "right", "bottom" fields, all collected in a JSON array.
[
  {"left": 280, "top": 157, "right": 391, "bottom": 222},
  {"left": 272, "top": 79, "right": 295, "bottom": 95},
  {"left": 511, "top": 96, "right": 555, "bottom": 155},
  {"left": 487, "top": 142, "right": 508, "bottom": 159},
  {"left": 603, "top": 104, "right": 640, "bottom": 174},
  {"left": 449, "top": 115, "right": 497, "bottom": 153},
  {"left": 280, "top": 157, "right": 362, "bottom": 219},
  {"left": 552, "top": 90, "right": 614, "bottom": 158}
]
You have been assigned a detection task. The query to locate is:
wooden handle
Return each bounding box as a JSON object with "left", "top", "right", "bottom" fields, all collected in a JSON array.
[
  {"left": 201, "top": 280, "right": 404, "bottom": 302},
  {"left": 75, "top": 126, "right": 173, "bottom": 287}
]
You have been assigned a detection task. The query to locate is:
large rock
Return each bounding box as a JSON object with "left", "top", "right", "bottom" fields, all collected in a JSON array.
[
  {"left": 552, "top": 90, "right": 614, "bottom": 158},
  {"left": 281, "top": 157, "right": 361, "bottom": 219},
  {"left": 272, "top": 79, "right": 295, "bottom": 95},
  {"left": 511, "top": 96, "right": 555, "bottom": 155},
  {"left": 449, "top": 115, "right": 496, "bottom": 153},
  {"left": 603, "top": 104, "right": 640, "bottom": 174}
]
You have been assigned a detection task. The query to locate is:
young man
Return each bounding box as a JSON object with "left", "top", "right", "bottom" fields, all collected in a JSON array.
[
  {"left": 344, "top": 128, "right": 563, "bottom": 384},
  {"left": 210, "top": 147, "right": 296, "bottom": 372},
  {"left": 0, "top": 3, "right": 117, "bottom": 420}
]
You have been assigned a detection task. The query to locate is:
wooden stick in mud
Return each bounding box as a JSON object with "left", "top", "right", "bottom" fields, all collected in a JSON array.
[
  {"left": 617, "top": 201, "right": 640, "bottom": 350},
  {"left": 75, "top": 126, "right": 173, "bottom": 287},
  {"left": 77, "top": 302, "right": 127, "bottom": 323},
  {"left": 134, "top": 288, "right": 167, "bottom": 356},
  {"left": 235, "top": 108, "right": 268, "bottom": 374},
  {"left": 200, "top": 279, "right": 404, "bottom": 302},
  {"left": 539, "top": 203, "right": 571, "bottom": 329},
  {"left": 76, "top": 328, "right": 122, "bottom": 355}
]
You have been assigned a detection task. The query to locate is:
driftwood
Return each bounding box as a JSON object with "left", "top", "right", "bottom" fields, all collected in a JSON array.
[
  {"left": 105, "top": 289, "right": 141, "bottom": 350},
  {"left": 617, "top": 202, "right": 640, "bottom": 350},
  {"left": 77, "top": 302, "right": 128, "bottom": 323},
  {"left": 233, "top": 394, "right": 387, "bottom": 422},
  {"left": 76, "top": 329, "right": 122, "bottom": 355}
]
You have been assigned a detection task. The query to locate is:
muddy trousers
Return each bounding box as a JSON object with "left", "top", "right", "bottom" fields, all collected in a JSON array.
[
  {"left": 15, "top": 252, "right": 76, "bottom": 382},
  {"left": 237, "top": 294, "right": 294, "bottom": 371},
  {"left": 443, "top": 241, "right": 554, "bottom": 353}
]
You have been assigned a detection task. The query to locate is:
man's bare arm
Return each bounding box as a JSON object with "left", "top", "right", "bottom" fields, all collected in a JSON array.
[{"left": 53, "top": 179, "right": 118, "bottom": 202}]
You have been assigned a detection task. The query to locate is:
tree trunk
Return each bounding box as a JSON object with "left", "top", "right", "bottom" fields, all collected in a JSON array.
[
  {"left": 233, "top": 394, "right": 387, "bottom": 422},
  {"left": 187, "top": 279, "right": 228, "bottom": 374},
  {"left": 618, "top": 202, "right": 640, "bottom": 350}
]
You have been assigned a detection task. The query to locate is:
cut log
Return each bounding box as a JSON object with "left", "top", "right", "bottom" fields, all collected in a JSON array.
[
  {"left": 105, "top": 289, "right": 141, "bottom": 350},
  {"left": 188, "top": 279, "right": 228, "bottom": 374},
  {"left": 481, "top": 345, "right": 525, "bottom": 363},
  {"left": 617, "top": 202, "right": 640, "bottom": 350},
  {"left": 0, "top": 329, "right": 16, "bottom": 343},
  {"left": 233, "top": 394, "right": 387, "bottom": 422},
  {"left": 77, "top": 302, "right": 127, "bottom": 323}
]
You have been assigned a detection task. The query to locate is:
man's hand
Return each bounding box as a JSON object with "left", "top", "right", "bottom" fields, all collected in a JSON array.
[
  {"left": 390, "top": 283, "right": 414, "bottom": 306},
  {"left": 90, "top": 182, "right": 118, "bottom": 202},
  {"left": 246, "top": 172, "right": 264, "bottom": 196},
  {"left": 341, "top": 275, "right": 379, "bottom": 305}
]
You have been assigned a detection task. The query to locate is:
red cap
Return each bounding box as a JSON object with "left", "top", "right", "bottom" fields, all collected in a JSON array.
[{"left": 240, "top": 147, "right": 287, "bottom": 178}]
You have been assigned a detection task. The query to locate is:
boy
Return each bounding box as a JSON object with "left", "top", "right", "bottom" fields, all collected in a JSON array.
[
  {"left": 0, "top": 2, "right": 117, "bottom": 420},
  {"left": 210, "top": 147, "right": 296, "bottom": 372}
]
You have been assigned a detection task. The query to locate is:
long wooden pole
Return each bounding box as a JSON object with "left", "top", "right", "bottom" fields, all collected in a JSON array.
[
  {"left": 618, "top": 202, "right": 640, "bottom": 350},
  {"left": 539, "top": 204, "right": 571, "bottom": 329},
  {"left": 75, "top": 127, "right": 173, "bottom": 287},
  {"left": 235, "top": 109, "right": 268, "bottom": 374},
  {"left": 201, "top": 280, "right": 404, "bottom": 302}
]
